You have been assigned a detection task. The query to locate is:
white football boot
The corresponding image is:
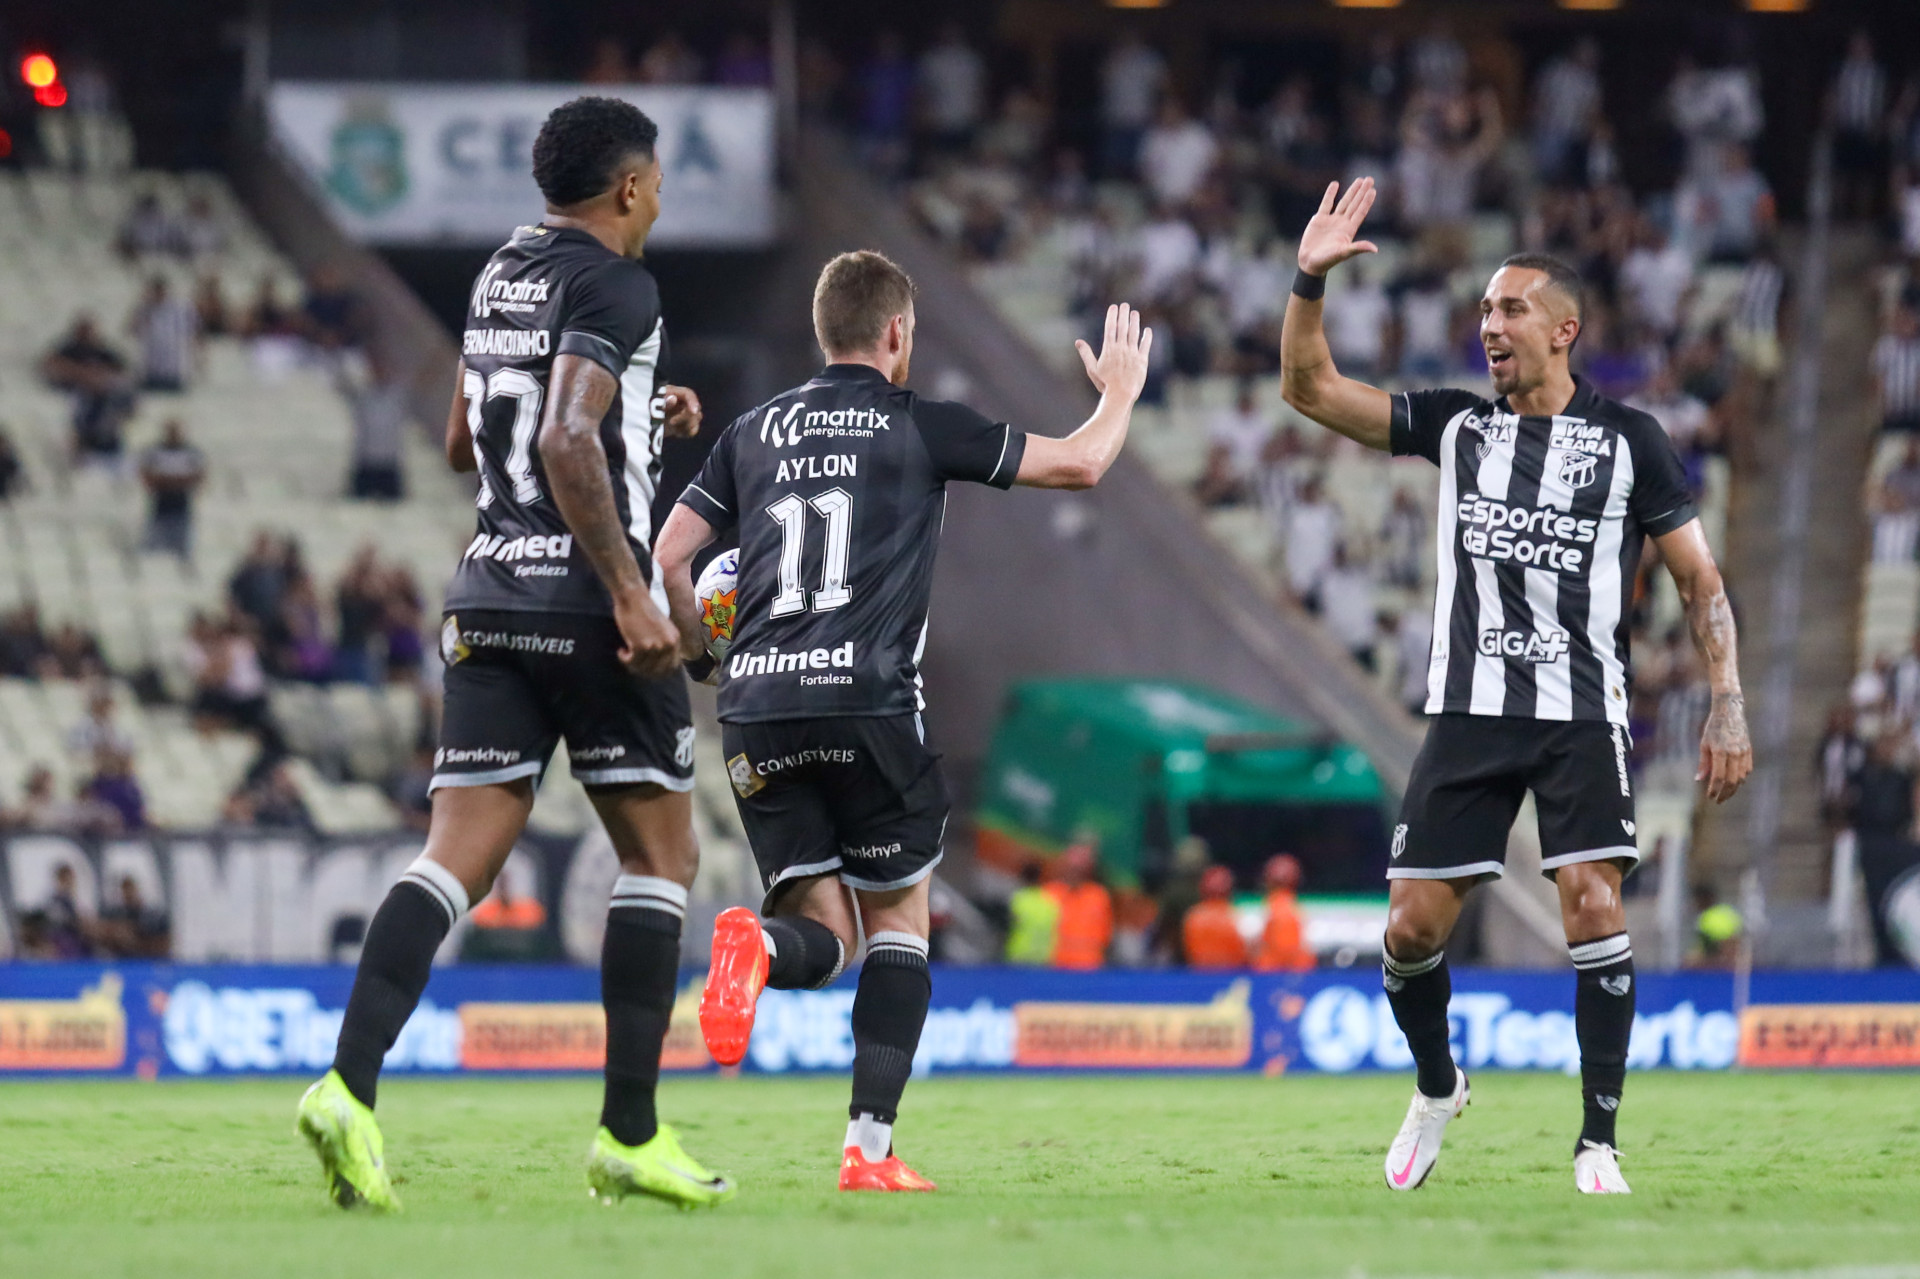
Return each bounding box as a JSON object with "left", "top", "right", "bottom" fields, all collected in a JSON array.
[
  {"left": 1574, "top": 1140, "right": 1631, "bottom": 1194},
  {"left": 1383, "top": 1070, "right": 1469, "bottom": 1190}
]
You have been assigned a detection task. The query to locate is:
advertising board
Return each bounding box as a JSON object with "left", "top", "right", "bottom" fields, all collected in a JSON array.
[
  {"left": 267, "top": 83, "right": 775, "bottom": 247},
  {"left": 7, "top": 963, "right": 1915, "bottom": 1079}
]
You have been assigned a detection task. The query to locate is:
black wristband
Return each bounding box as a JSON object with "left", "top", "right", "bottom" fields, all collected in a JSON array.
[
  {"left": 684, "top": 652, "right": 717, "bottom": 683},
  {"left": 1292, "top": 269, "right": 1326, "bottom": 301}
]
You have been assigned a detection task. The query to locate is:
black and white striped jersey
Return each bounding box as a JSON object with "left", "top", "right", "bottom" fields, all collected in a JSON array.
[
  {"left": 1390, "top": 376, "right": 1696, "bottom": 724},
  {"left": 1873, "top": 333, "right": 1920, "bottom": 418},
  {"left": 445, "top": 224, "right": 667, "bottom": 617}
]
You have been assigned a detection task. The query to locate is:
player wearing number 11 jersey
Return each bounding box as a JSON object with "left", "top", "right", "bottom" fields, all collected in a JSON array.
[
  {"left": 656, "top": 252, "right": 1154, "bottom": 1190},
  {"left": 297, "top": 97, "right": 732, "bottom": 1213}
]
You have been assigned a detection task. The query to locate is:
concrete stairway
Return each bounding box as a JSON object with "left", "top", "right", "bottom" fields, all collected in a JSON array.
[{"left": 1692, "top": 225, "right": 1881, "bottom": 918}]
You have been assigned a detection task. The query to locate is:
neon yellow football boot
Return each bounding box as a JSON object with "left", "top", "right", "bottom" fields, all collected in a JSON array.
[
  {"left": 586, "top": 1124, "right": 736, "bottom": 1209},
  {"left": 296, "top": 1070, "right": 400, "bottom": 1212}
]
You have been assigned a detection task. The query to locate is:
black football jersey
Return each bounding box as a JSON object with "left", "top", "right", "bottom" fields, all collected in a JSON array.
[
  {"left": 677, "top": 364, "right": 1027, "bottom": 722},
  {"left": 445, "top": 224, "right": 667, "bottom": 617}
]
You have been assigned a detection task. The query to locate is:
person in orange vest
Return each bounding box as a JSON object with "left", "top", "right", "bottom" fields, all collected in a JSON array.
[
  {"left": 1252, "top": 853, "right": 1315, "bottom": 972},
  {"left": 1046, "top": 842, "right": 1112, "bottom": 970},
  {"left": 1182, "top": 865, "right": 1248, "bottom": 969},
  {"left": 471, "top": 875, "right": 547, "bottom": 930}
]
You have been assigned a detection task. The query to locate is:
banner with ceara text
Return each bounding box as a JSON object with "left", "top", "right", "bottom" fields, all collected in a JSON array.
[
  {"left": 267, "top": 83, "right": 775, "bottom": 247},
  {"left": 3, "top": 963, "right": 1916, "bottom": 1079}
]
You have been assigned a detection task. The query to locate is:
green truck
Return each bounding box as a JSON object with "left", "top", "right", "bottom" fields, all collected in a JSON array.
[{"left": 975, "top": 679, "right": 1390, "bottom": 892}]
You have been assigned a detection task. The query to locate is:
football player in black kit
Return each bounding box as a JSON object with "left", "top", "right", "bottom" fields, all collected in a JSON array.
[
  {"left": 655, "top": 252, "right": 1153, "bottom": 1190},
  {"left": 297, "top": 98, "right": 734, "bottom": 1211}
]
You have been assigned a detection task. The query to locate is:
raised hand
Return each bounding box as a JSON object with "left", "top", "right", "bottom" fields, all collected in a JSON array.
[
  {"left": 1074, "top": 302, "right": 1154, "bottom": 403},
  {"left": 1296, "top": 178, "right": 1380, "bottom": 279}
]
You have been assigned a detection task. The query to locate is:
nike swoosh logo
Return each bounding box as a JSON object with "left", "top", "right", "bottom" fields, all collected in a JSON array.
[
  {"left": 1391, "top": 1148, "right": 1419, "bottom": 1187},
  {"left": 664, "top": 1161, "right": 724, "bottom": 1189}
]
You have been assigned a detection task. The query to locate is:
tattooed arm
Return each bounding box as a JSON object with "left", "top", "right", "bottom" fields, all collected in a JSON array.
[
  {"left": 538, "top": 353, "right": 679, "bottom": 678},
  {"left": 1655, "top": 519, "right": 1752, "bottom": 803}
]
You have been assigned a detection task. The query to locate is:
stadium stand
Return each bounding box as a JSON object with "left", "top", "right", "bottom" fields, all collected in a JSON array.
[
  {"left": 0, "top": 170, "right": 752, "bottom": 869},
  {"left": 875, "top": 25, "right": 1753, "bottom": 893}
]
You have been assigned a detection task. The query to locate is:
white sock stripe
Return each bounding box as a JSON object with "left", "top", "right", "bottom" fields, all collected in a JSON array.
[
  {"left": 610, "top": 875, "right": 688, "bottom": 918},
  {"left": 1568, "top": 933, "right": 1632, "bottom": 965},
  {"left": 821, "top": 937, "right": 847, "bottom": 986},
  {"left": 1573, "top": 947, "right": 1634, "bottom": 971},
  {"left": 1383, "top": 949, "right": 1444, "bottom": 978},
  {"left": 400, "top": 857, "right": 469, "bottom": 926},
  {"left": 761, "top": 928, "right": 778, "bottom": 960},
  {"left": 867, "top": 930, "right": 929, "bottom": 957}
]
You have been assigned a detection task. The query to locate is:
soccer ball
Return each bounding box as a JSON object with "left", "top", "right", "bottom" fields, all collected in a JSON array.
[{"left": 694, "top": 549, "right": 739, "bottom": 662}]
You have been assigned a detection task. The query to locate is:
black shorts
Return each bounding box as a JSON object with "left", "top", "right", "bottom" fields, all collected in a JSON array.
[
  {"left": 1391, "top": 713, "right": 1640, "bottom": 883},
  {"left": 432, "top": 610, "right": 694, "bottom": 794},
  {"left": 720, "top": 714, "right": 948, "bottom": 910}
]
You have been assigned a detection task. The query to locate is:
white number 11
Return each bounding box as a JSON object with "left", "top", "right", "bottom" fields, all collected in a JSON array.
[{"left": 767, "top": 488, "right": 853, "bottom": 618}]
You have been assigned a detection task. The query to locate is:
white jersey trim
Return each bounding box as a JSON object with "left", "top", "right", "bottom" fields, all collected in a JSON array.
[
  {"left": 1587, "top": 439, "right": 1635, "bottom": 727},
  {"left": 619, "top": 318, "right": 665, "bottom": 556},
  {"left": 1424, "top": 408, "right": 1469, "bottom": 713}
]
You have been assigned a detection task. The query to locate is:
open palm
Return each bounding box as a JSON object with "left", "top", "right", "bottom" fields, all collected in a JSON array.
[{"left": 1296, "top": 178, "right": 1380, "bottom": 278}]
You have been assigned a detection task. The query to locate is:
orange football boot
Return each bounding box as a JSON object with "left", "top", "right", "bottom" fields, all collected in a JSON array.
[
  {"left": 838, "top": 1146, "right": 936, "bottom": 1192},
  {"left": 699, "top": 906, "right": 768, "bottom": 1066}
]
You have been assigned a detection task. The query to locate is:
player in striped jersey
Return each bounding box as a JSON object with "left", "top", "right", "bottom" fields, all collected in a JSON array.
[{"left": 1280, "top": 179, "right": 1752, "bottom": 1194}]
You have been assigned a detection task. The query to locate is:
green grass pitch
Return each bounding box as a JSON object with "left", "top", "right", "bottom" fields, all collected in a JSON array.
[{"left": 2, "top": 1073, "right": 1917, "bottom": 1278}]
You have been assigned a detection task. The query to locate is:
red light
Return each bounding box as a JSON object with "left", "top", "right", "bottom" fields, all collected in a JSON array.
[
  {"left": 33, "top": 82, "right": 67, "bottom": 108},
  {"left": 0, "top": 128, "right": 12, "bottom": 160},
  {"left": 21, "top": 54, "right": 57, "bottom": 89}
]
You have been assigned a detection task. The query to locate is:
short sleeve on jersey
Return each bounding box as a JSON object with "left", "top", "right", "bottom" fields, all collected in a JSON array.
[
  {"left": 1390, "top": 387, "right": 1488, "bottom": 464},
  {"left": 554, "top": 260, "right": 660, "bottom": 379},
  {"left": 677, "top": 417, "right": 740, "bottom": 530},
  {"left": 914, "top": 398, "right": 1026, "bottom": 488},
  {"left": 1624, "top": 411, "right": 1698, "bottom": 537}
]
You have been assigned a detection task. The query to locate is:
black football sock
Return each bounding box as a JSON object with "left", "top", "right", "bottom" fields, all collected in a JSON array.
[
  {"left": 332, "top": 859, "right": 468, "bottom": 1108},
  {"left": 1571, "top": 932, "right": 1635, "bottom": 1150},
  {"left": 764, "top": 915, "right": 846, "bottom": 990},
  {"left": 847, "top": 931, "right": 930, "bottom": 1154},
  {"left": 599, "top": 875, "right": 687, "bottom": 1148},
  {"left": 1383, "top": 946, "right": 1458, "bottom": 1100}
]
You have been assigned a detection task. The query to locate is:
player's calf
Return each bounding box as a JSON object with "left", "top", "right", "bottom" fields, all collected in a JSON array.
[
  {"left": 329, "top": 857, "right": 470, "bottom": 1108},
  {"left": 841, "top": 930, "right": 935, "bottom": 1192},
  {"left": 599, "top": 875, "right": 686, "bottom": 1147},
  {"left": 1570, "top": 930, "right": 1634, "bottom": 1161},
  {"left": 1380, "top": 941, "right": 1467, "bottom": 1190}
]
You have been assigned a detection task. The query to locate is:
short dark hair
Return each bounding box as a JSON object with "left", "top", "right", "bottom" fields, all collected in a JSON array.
[
  {"left": 813, "top": 251, "right": 916, "bottom": 356},
  {"left": 1497, "top": 252, "right": 1584, "bottom": 322},
  {"left": 531, "top": 97, "right": 659, "bottom": 208}
]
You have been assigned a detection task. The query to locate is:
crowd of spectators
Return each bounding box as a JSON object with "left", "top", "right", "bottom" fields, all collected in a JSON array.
[
  {"left": 826, "top": 23, "right": 1787, "bottom": 724},
  {"left": 6, "top": 863, "right": 170, "bottom": 961},
  {"left": 579, "top": 29, "right": 773, "bottom": 88},
  {"left": 0, "top": 524, "right": 434, "bottom": 839},
  {"left": 1844, "top": 31, "right": 1920, "bottom": 964},
  {"left": 21, "top": 188, "right": 375, "bottom": 498},
  {"left": 3, "top": 180, "right": 434, "bottom": 835}
]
